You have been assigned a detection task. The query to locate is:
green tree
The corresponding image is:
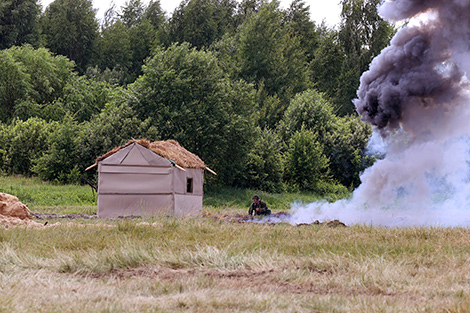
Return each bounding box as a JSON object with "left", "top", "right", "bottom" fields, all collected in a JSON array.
[
  {"left": 144, "top": 0, "right": 165, "bottom": 30},
  {"left": 308, "top": 29, "right": 343, "bottom": 103},
  {"left": 119, "top": 0, "right": 145, "bottom": 28},
  {"left": 95, "top": 20, "right": 132, "bottom": 80},
  {"left": 0, "top": 0, "right": 41, "bottom": 49},
  {"left": 7, "top": 45, "right": 74, "bottom": 105},
  {"left": 236, "top": 1, "right": 310, "bottom": 125},
  {"left": 128, "top": 18, "right": 156, "bottom": 79},
  {"left": 129, "top": 43, "right": 256, "bottom": 186},
  {"left": 278, "top": 89, "right": 373, "bottom": 188},
  {"left": 96, "top": 0, "right": 161, "bottom": 84},
  {"left": 0, "top": 51, "right": 30, "bottom": 121},
  {"left": 60, "top": 76, "right": 111, "bottom": 122},
  {"left": 285, "top": 126, "right": 330, "bottom": 191},
  {"left": 336, "top": 0, "right": 393, "bottom": 114},
  {"left": 0, "top": 45, "right": 75, "bottom": 122},
  {"left": 278, "top": 89, "right": 336, "bottom": 144},
  {"left": 41, "top": 0, "right": 98, "bottom": 73},
  {"left": 285, "top": 0, "right": 320, "bottom": 62},
  {"left": 163, "top": 0, "right": 237, "bottom": 49},
  {"left": 324, "top": 115, "right": 373, "bottom": 188},
  {"left": 235, "top": 0, "right": 264, "bottom": 25}
]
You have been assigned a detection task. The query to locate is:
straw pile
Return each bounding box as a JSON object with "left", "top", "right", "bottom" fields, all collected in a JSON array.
[
  {"left": 96, "top": 139, "right": 206, "bottom": 169},
  {"left": 0, "top": 193, "right": 32, "bottom": 219},
  {"left": 0, "top": 193, "right": 44, "bottom": 228}
]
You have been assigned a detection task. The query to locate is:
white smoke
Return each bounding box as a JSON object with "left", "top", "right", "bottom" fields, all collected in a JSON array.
[{"left": 285, "top": 0, "right": 470, "bottom": 227}]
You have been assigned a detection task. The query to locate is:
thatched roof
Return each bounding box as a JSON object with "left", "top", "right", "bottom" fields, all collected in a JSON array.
[{"left": 94, "top": 139, "right": 210, "bottom": 170}]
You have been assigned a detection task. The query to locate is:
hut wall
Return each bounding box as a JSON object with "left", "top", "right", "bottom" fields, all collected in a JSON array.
[
  {"left": 98, "top": 165, "right": 173, "bottom": 194},
  {"left": 174, "top": 194, "right": 202, "bottom": 217},
  {"left": 98, "top": 194, "right": 174, "bottom": 218},
  {"left": 173, "top": 168, "right": 204, "bottom": 195},
  {"left": 97, "top": 162, "right": 175, "bottom": 218}
]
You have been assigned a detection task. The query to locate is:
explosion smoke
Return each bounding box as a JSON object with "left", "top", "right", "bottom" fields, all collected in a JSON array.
[{"left": 287, "top": 0, "right": 470, "bottom": 227}]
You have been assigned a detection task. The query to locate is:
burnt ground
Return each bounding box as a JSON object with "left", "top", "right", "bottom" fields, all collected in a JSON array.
[
  {"left": 205, "top": 211, "right": 347, "bottom": 227},
  {"left": 31, "top": 211, "right": 346, "bottom": 227},
  {"left": 31, "top": 213, "right": 98, "bottom": 220}
]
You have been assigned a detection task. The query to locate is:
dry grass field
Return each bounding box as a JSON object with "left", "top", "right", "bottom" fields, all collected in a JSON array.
[
  {"left": 1, "top": 176, "right": 470, "bottom": 312},
  {"left": 1, "top": 217, "right": 470, "bottom": 312}
]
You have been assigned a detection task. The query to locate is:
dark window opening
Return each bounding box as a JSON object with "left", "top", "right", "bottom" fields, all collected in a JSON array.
[{"left": 186, "top": 178, "right": 193, "bottom": 193}]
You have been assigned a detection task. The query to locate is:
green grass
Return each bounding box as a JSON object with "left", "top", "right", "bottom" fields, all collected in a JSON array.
[
  {"left": 0, "top": 175, "right": 96, "bottom": 213},
  {"left": 1, "top": 175, "right": 340, "bottom": 214}
]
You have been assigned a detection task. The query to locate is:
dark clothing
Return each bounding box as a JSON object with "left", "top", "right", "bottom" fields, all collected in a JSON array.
[{"left": 249, "top": 199, "right": 271, "bottom": 216}]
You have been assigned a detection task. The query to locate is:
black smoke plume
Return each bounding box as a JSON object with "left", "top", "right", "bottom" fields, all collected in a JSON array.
[
  {"left": 355, "top": 0, "right": 470, "bottom": 137},
  {"left": 285, "top": 0, "right": 470, "bottom": 227}
]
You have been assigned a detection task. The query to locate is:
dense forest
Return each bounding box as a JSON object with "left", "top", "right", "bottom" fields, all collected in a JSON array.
[{"left": 0, "top": 0, "right": 395, "bottom": 193}]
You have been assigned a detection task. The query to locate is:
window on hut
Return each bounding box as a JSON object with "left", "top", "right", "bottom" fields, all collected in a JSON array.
[{"left": 186, "top": 178, "right": 193, "bottom": 193}]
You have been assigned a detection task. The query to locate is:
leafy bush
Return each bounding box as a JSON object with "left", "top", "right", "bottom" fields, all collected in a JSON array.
[
  {"left": 32, "top": 116, "right": 81, "bottom": 183},
  {"left": 278, "top": 89, "right": 336, "bottom": 144},
  {"left": 324, "top": 115, "right": 374, "bottom": 188},
  {"left": 278, "top": 89, "right": 374, "bottom": 189},
  {"left": 0, "top": 118, "right": 56, "bottom": 175},
  {"left": 244, "top": 127, "right": 285, "bottom": 192},
  {"left": 284, "top": 126, "right": 330, "bottom": 192}
]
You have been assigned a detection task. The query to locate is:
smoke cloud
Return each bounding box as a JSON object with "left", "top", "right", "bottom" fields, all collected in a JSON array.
[{"left": 285, "top": 0, "right": 470, "bottom": 227}]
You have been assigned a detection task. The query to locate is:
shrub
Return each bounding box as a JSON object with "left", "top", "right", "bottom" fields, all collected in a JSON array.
[
  {"left": 284, "top": 126, "right": 330, "bottom": 192},
  {"left": 0, "top": 118, "right": 56, "bottom": 175},
  {"left": 244, "top": 127, "right": 285, "bottom": 192},
  {"left": 32, "top": 115, "right": 81, "bottom": 183}
]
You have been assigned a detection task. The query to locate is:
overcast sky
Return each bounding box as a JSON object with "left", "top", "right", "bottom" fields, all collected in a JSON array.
[{"left": 39, "top": 0, "right": 342, "bottom": 27}]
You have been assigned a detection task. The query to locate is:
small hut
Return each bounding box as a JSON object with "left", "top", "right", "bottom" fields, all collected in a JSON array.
[{"left": 87, "top": 139, "right": 215, "bottom": 218}]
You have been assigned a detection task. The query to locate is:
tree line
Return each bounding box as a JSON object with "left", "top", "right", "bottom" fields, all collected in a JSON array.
[{"left": 0, "top": 0, "right": 394, "bottom": 193}]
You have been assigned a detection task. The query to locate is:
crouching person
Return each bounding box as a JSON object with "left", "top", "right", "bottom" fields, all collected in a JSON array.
[{"left": 248, "top": 195, "right": 271, "bottom": 216}]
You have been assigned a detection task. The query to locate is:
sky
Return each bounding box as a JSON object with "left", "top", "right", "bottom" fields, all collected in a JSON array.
[{"left": 39, "top": 0, "right": 342, "bottom": 27}]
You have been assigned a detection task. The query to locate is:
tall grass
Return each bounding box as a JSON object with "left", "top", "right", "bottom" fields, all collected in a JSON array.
[
  {"left": 0, "top": 219, "right": 470, "bottom": 312},
  {"left": 1, "top": 176, "right": 470, "bottom": 312}
]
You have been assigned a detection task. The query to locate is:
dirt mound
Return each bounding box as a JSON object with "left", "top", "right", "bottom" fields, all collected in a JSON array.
[{"left": 0, "top": 193, "right": 32, "bottom": 219}]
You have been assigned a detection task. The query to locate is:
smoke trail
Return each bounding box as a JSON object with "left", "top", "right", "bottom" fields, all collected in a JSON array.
[{"left": 287, "top": 0, "right": 470, "bottom": 227}]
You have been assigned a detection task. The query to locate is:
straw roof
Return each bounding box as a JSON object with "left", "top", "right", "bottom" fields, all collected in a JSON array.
[{"left": 95, "top": 139, "right": 207, "bottom": 169}]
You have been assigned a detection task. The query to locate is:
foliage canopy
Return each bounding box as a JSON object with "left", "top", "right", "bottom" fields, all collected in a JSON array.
[{"left": 0, "top": 0, "right": 391, "bottom": 193}]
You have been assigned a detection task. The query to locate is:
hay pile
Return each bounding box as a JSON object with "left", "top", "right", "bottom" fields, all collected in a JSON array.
[{"left": 0, "top": 193, "right": 44, "bottom": 228}]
